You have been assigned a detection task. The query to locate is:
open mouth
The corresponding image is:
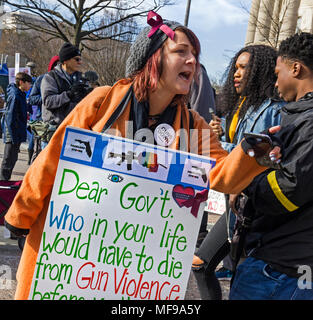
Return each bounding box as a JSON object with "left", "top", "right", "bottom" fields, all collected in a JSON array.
[{"left": 179, "top": 71, "right": 192, "bottom": 81}]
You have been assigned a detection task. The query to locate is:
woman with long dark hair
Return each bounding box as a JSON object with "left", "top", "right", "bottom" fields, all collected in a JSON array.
[{"left": 192, "top": 44, "right": 286, "bottom": 300}]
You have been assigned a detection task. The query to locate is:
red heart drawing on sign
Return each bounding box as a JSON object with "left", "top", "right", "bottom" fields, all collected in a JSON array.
[{"left": 172, "top": 184, "right": 195, "bottom": 208}]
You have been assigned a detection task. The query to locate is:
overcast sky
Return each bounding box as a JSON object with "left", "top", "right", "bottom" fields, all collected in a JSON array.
[{"left": 157, "top": 0, "right": 252, "bottom": 82}]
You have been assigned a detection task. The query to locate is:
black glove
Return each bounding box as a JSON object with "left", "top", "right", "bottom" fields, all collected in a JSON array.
[
  {"left": 67, "top": 82, "right": 89, "bottom": 103},
  {"left": 4, "top": 220, "right": 29, "bottom": 237}
]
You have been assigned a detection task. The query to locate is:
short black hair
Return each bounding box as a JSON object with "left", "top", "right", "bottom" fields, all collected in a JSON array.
[
  {"left": 278, "top": 32, "right": 313, "bottom": 71},
  {"left": 15, "top": 72, "right": 32, "bottom": 86}
]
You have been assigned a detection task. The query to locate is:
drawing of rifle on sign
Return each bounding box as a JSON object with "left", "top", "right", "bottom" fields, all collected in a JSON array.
[
  {"left": 108, "top": 150, "right": 167, "bottom": 172},
  {"left": 28, "top": 127, "right": 216, "bottom": 300}
]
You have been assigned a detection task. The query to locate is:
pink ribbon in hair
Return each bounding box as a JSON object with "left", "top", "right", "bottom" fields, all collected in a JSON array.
[
  {"left": 147, "top": 11, "right": 175, "bottom": 40},
  {"left": 181, "top": 189, "right": 209, "bottom": 218}
]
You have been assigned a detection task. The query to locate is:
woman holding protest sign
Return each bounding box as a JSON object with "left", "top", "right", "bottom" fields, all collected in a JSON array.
[{"left": 4, "top": 11, "right": 281, "bottom": 299}]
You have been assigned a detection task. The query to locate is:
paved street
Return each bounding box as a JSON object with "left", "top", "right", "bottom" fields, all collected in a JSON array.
[
  {"left": 0, "top": 226, "right": 20, "bottom": 299},
  {"left": 0, "top": 141, "right": 28, "bottom": 300},
  {"left": 0, "top": 141, "right": 230, "bottom": 300}
]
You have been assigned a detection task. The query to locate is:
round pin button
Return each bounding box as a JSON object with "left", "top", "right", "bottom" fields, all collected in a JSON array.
[{"left": 154, "top": 123, "right": 176, "bottom": 146}]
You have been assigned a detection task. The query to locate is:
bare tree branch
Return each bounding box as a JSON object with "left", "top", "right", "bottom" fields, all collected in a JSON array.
[
  {"left": 237, "top": 0, "right": 292, "bottom": 48},
  {"left": 3, "top": 0, "right": 173, "bottom": 47}
]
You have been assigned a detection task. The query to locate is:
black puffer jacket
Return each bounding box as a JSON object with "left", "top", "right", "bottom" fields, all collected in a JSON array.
[{"left": 243, "top": 92, "right": 313, "bottom": 277}]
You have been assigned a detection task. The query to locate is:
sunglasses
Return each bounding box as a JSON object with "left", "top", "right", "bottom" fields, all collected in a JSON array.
[{"left": 73, "top": 57, "right": 82, "bottom": 62}]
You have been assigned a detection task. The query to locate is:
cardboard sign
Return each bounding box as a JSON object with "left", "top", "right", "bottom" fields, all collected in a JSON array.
[
  {"left": 29, "top": 127, "right": 216, "bottom": 300},
  {"left": 205, "top": 190, "right": 227, "bottom": 215}
]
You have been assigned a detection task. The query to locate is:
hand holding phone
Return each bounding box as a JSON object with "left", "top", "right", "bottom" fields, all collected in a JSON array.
[
  {"left": 242, "top": 132, "right": 282, "bottom": 168},
  {"left": 243, "top": 133, "right": 273, "bottom": 158}
]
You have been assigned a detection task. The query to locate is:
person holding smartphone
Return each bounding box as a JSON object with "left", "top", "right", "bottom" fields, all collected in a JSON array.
[
  {"left": 229, "top": 32, "right": 313, "bottom": 300},
  {"left": 192, "top": 44, "right": 286, "bottom": 299}
]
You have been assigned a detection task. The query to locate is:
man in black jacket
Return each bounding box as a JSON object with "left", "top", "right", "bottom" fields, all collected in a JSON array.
[{"left": 229, "top": 32, "right": 313, "bottom": 300}]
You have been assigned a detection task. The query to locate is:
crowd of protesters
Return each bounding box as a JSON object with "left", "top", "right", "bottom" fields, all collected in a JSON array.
[
  {"left": 0, "top": 43, "right": 99, "bottom": 170},
  {"left": 1, "top": 9, "right": 313, "bottom": 301}
]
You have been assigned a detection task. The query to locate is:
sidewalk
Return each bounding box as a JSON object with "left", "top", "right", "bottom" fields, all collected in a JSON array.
[
  {"left": 0, "top": 141, "right": 28, "bottom": 299},
  {"left": 0, "top": 140, "right": 229, "bottom": 300},
  {"left": 0, "top": 141, "right": 30, "bottom": 181}
]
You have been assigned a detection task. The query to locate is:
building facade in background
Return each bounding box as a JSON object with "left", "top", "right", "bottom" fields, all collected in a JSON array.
[
  {"left": 245, "top": 0, "right": 313, "bottom": 48},
  {"left": 0, "top": 10, "right": 47, "bottom": 32}
]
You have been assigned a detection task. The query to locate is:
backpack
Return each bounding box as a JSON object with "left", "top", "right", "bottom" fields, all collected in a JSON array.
[{"left": 28, "top": 120, "right": 57, "bottom": 142}]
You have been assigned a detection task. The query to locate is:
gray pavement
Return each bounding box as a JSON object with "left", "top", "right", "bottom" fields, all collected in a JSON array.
[
  {"left": 0, "top": 141, "right": 230, "bottom": 300},
  {"left": 0, "top": 141, "right": 28, "bottom": 300},
  {"left": 0, "top": 226, "right": 20, "bottom": 299}
]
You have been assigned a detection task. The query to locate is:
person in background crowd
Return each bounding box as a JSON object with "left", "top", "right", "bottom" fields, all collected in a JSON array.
[
  {"left": 26, "top": 61, "right": 37, "bottom": 80},
  {"left": 84, "top": 70, "right": 100, "bottom": 89},
  {"left": 189, "top": 63, "right": 216, "bottom": 123},
  {"left": 25, "top": 62, "right": 37, "bottom": 166},
  {"left": 229, "top": 32, "right": 313, "bottom": 300},
  {"left": 192, "top": 44, "right": 285, "bottom": 299},
  {"left": 29, "top": 55, "right": 60, "bottom": 121},
  {"left": 40, "top": 42, "right": 91, "bottom": 146},
  {"left": 27, "top": 55, "right": 60, "bottom": 162},
  {"left": 4, "top": 11, "right": 281, "bottom": 299},
  {"left": 0, "top": 72, "right": 32, "bottom": 180},
  {"left": 188, "top": 63, "right": 217, "bottom": 248},
  {"left": 0, "top": 86, "right": 5, "bottom": 136}
]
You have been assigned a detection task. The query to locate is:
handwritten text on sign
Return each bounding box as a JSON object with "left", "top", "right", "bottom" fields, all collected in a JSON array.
[{"left": 29, "top": 127, "right": 215, "bottom": 300}]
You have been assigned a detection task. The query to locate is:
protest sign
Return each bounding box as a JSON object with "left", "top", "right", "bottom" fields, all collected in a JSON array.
[
  {"left": 29, "top": 127, "right": 216, "bottom": 300},
  {"left": 8, "top": 67, "right": 30, "bottom": 83},
  {"left": 205, "top": 190, "right": 226, "bottom": 215}
]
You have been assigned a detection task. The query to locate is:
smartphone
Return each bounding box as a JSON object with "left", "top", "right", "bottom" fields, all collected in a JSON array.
[
  {"left": 243, "top": 132, "right": 273, "bottom": 145},
  {"left": 243, "top": 132, "right": 273, "bottom": 157}
]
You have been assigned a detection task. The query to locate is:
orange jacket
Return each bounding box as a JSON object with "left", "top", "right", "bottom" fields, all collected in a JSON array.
[{"left": 5, "top": 79, "right": 265, "bottom": 299}]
